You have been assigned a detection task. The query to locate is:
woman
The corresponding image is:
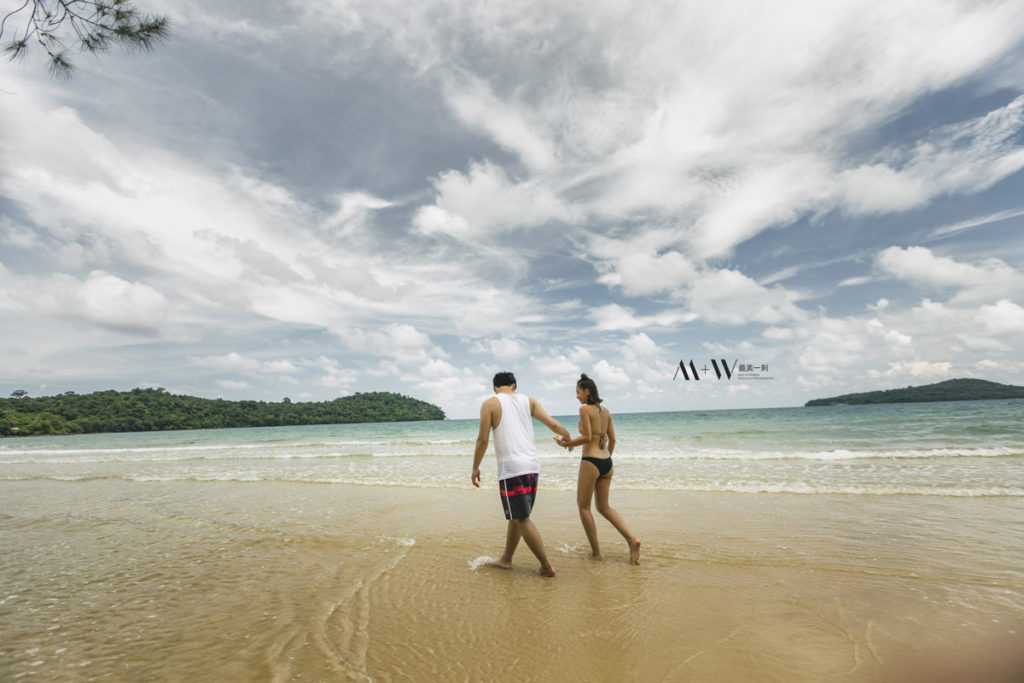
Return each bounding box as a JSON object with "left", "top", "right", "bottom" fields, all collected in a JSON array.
[{"left": 557, "top": 374, "right": 640, "bottom": 564}]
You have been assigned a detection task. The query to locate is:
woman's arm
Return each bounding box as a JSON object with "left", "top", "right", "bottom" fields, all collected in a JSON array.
[
  {"left": 559, "top": 406, "right": 592, "bottom": 448},
  {"left": 606, "top": 413, "right": 616, "bottom": 456}
]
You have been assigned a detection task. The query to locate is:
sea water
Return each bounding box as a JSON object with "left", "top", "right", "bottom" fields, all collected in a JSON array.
[{"left": 4, "top": 400, "right": 1022, "bottom": 497}]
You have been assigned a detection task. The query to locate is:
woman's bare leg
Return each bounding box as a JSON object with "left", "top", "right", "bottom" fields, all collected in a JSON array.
[
  {"left": 577, "top": 461, "right": 603, "bottom": 559},
  {"left": 595, "top": 474, "right": 640, "bottom": 565}
]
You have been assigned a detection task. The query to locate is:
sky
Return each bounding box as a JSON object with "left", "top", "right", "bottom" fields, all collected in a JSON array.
[{"left": 2, "top": 0, "right": 1024, "bottom": 419}]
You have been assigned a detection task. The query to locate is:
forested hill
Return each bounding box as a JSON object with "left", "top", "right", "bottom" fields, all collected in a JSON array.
[
  {"left": 805, "top": 378, "right": 1024, "bottom": 407},
  {"left": 0, "top": 388, "right": 446, "bottom": 436}
]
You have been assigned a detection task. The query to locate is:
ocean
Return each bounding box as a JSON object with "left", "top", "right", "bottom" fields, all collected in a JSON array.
[
  {"left": 4, "top": 400, "right": 1022, "bottom": 496},
  {"left": 2, "top": 400, "right": 1023, "bottom": 681}
]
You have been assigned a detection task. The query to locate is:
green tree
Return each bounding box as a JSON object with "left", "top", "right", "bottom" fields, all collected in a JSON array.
[{"left": 2, "top": 0, "right": 169, "bottom": 78}]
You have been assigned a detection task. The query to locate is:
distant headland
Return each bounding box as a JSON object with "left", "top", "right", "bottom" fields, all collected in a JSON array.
[
  {"left": 805, "top": 378, "right": 1024, "bottom": 407},
  {"left": 0, "top": 388, "right": 446, "bottom": 437}
]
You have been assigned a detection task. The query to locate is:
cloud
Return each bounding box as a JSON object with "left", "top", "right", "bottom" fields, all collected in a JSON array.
[
  {"left": 687, "top": 269, "right": 806, "bottom": 326},
  {"left": 838, "top": 95, "right": 1024, "bottom": 216},
  {"left": 593, "top": 359, "right": 630, "bottom": 387},
  {"left": 590, "top": 303, "right": 697, "bottom": 332},
  {"left": 443, "top": 74, "right": 556, "bottom": 170},
  {"left": 838, "top": 164, "right": 930, "bottom": 214},
  {"left": 532, "top": 352, "right": 581, "bottom": 378},
  {"left": 416, "top": 160, "right": 575, "bottom": 238},
  {"left": 567, "top": 346, "right": 593, "bottom": 365},
  {"left": 976, "top": 299, "right": 1024, "bottom": 335},
  {"left": 488, "top": 337, "right": 526, "bottom": 361},
  {"left": 869, "top": 360, "right": 954, "bottom": 382},
  {"left": 930, "top": 207, "right": 1024, "bottom": 238},
  {"left": 334, "top": 322, "right": 449, "bottom": 368},
  {"left": 691, "top": 157, "right": 830, "bottom": 259},
  {"left": 596, "top": 248, "right": 698, "bottom": 297},
  {"left": 195, "top": 352, "right": 300, "bottom": 376},
  {"left": 323, "top": 191, "right": 394, "bottom": 232},
  {"left": 0, "top": 270, "right": 169, "bottom": 335},
  {"left": 877, "top": 246, "right": 1024, "bottom": 301}
]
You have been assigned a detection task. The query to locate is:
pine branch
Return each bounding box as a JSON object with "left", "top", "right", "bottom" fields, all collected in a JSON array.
[{"left": 1, "top": 0, "right": 169, "bottom": 77}]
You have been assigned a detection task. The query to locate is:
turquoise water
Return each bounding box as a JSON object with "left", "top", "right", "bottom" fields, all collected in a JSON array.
[{"left": 3, "top": 400, "right": 1022, "bottom": 496}]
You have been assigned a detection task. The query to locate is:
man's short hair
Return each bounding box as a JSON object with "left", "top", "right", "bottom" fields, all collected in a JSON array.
[{"left": 493, "top": 371, "right": 517, "bottom": 388}]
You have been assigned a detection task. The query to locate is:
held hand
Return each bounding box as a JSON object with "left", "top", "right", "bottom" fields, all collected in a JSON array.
[{"left": 471, "top": 467, "right": 481, "bottom": 488}]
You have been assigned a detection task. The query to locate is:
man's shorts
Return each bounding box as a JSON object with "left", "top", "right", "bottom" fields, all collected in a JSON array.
[{"left": 499, "top": 472, "right": 538, "bottom": 520}]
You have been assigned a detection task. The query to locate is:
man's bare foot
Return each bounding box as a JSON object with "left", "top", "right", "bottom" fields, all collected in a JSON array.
[
  {"left": 628, "top": 538, "right": 641, "bottom": 565},
  {"left": 589, "top": 552, "right": 605, "bottom": 560},
  {"left": 485, "top": 558, "right": 513, "bottom": 569},
  {"left": 536, "top": 565, "right": 556, "bottom": 577}
]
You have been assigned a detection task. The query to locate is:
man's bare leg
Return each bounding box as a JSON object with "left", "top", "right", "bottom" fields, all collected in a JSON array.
[
  {"left": 485, "top": 520, "right": 523, "bottom": 569},
  {"left": 514, "top": 518, "right": 556, "bottom": 576}
]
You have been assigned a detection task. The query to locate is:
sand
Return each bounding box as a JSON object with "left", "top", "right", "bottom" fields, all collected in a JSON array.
[{"left": 2, "top": 479, "right": 1023, "bottom": 681}]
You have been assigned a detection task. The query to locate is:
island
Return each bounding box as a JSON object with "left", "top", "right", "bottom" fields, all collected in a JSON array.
[
  {"left": 0, "top": 388, "right": 446, "bottom": 437},
  {"left": 805, "top": 378, "right": 1024, "bottom": 407}
]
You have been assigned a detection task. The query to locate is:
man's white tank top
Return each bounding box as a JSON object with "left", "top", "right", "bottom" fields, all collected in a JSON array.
[{"left": 493, "top": 393, "right": 539, "bottom": 481}]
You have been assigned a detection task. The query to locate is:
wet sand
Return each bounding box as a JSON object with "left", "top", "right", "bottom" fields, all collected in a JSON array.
[{"left": 2, "top": 479, "right": 1023, "bottom": 681}]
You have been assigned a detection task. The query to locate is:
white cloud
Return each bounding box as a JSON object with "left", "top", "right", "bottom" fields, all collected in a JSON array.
[
  {"left": 762, "top": 327, "right": 795, "bottom": 341},
  {"left": 2, "top": 270, "right": 169, "bottom": 335},
  {"left": 414, "top": 205, "right": 471, "bottom": 239},
  {"left": 687, "top": 269, "right": 806, "bottom": 326},
  {"left": 596, "top": 248, "right": 698, "bottom": 297},
  {"left": 877, "top": 246, "right": 1024, "bottom": 301},
  {"left": 443, "top": 75, "right": 556, "bottom": 171},
  {"left": 567, "top": 346, "right": 593, "bottom": 365},
  {"left": 337, "top": 323, "right": 443, "bottom": 366},
  {"left": 869, "top": 360, "right": 954, "bottom": 382},
  {"left": 838, "top": 164, "right": 929, "bottom": 214},
  {"left": 593, "top": 359, "right": 630, "bottom": 387},
  {"left": 590, "top": 303, "right": 697, "bottom": 332},
  {"left": 976, "top": 299, "right": 1024, "bottom": 335},
  {"left": 196, "top": 352, "right": 300, "bottom": 376},
  {"left": 930, "top": 207, "right": 1024, "bottom": 237},
  {"left": 418, "top": 160, "right": 574, "bottom": 238},
  {"left": 421, "top": 357, "right": 459, "bottom": 379},
  {"left": 488, "top": 337, "right": 525, "bottom": 361},
  {"left": 324, "top": 191, "right": 393, "bottom": 231},
  {"left": 532, "top": 353, "right": 581, "bottom": 378},
  {"left": 692, "top": 158, "right": 829, "bottom": 259}
]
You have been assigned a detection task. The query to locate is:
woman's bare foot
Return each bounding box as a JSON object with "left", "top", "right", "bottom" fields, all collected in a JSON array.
[
  {"left": 536, "top": 564, "right": 556, "bottom": 577},
  {"left": 589, "top": 552, "right": 605, "bottom": 560},
  {"left": 628, "top": 539, "right": 641, "bottom": 565}
]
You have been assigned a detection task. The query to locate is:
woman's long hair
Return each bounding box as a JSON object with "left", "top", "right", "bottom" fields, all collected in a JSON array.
[{"left": 577, "top": 373, "right": 603, "bottom": 406}]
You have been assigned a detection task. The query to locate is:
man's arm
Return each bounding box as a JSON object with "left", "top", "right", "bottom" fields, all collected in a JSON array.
[
  {"left": 472, "top": 397, "right": 497, "bottom": 487},
  {"left": 529, "top": 398, "right": 571, "bottom": 440}
]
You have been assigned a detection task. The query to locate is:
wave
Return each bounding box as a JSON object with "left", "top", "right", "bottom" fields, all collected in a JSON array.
[
  {"left": 4, "top": 443, "right": 1019, "bottom": 465},
  {"left": 0, "top": 442, "right": 477, "bottom": 464},
  {"left": 2, "top": 472, "right": 1021, "bottom": 497},
  {"left": 622, "top": 446, "right": 1023, "bottom": 461}
]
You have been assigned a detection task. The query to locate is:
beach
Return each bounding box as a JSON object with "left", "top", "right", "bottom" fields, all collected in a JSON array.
[
  {"left": 2, "top": 479, "right": 1022, "bottom": 681},
  {"left": 2, "top": 402, "right": 1023, "bottom": 681}
]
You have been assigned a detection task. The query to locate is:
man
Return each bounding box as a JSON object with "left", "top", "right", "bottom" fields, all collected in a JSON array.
[{"left": 472, "top": 371, "right": 571, "bottom": 577}]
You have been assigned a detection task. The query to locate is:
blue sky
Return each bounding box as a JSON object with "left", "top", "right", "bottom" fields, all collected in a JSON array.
[{"left": 2, "top": 0, "right": 1023, "bottom": 419}]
